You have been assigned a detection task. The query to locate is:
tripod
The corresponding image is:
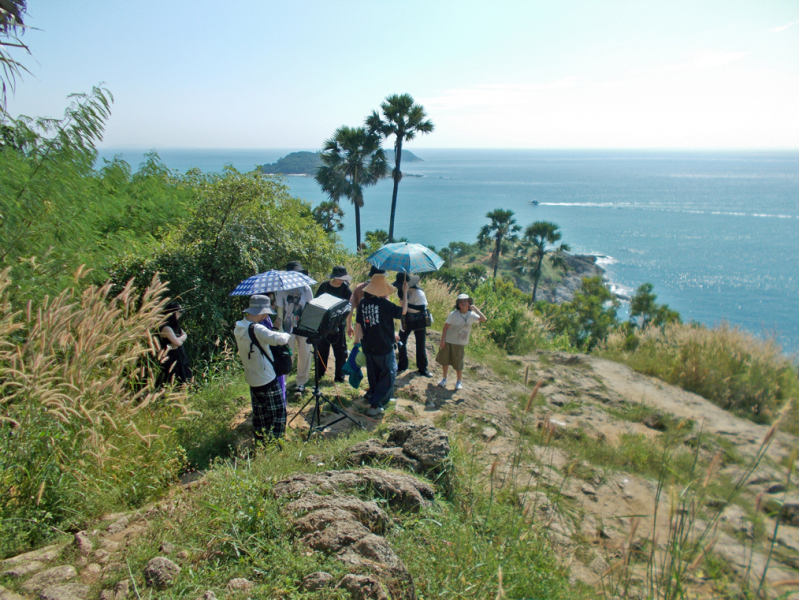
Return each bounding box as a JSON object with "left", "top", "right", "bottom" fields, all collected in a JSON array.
[{"left": 289, "top": 338, "right": 364, "bottom": 441}]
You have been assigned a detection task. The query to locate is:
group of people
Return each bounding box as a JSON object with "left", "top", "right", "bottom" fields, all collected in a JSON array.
[{"left": 158, "top": 261, "right": 487, "bottom": 442}]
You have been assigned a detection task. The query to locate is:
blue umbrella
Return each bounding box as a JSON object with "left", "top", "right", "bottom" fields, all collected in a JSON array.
[
  {"left": 366, "top": 242, "right": 445, "bottom": 274},
  {"left": 230, "top": 270, "right": 317, "bottom": 296}
]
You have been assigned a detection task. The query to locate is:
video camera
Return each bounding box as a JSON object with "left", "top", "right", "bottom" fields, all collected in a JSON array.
[{"left": 293, "top": 293, "right": 351, "bottom": 343}]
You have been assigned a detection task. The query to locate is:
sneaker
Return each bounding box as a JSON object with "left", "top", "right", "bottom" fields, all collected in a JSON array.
[
  {"left": 438, "top": 378, "right": 448, "bottom": 388},
  {"left": 334, "top": 376, "right": 346, "bottom": 384},
  {"left": 455, "top": 381, "right": 463, "bottom": 391},
  {"left": 295, "top": 385, "right": 306, "bottom": 394},
  {"left": 387, "top": 398, "right": 397, "bottom": 404},
  {"left": 425, "top": 401, "right": 436, "bottom": 409},
  {"left": 366, "top": 406, "right": 381, "bottom": 417}
]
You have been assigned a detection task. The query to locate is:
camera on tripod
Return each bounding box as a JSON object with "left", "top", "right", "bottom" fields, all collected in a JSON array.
[{"left": 293, "top": 293, "right": 351, "bottom": 343}]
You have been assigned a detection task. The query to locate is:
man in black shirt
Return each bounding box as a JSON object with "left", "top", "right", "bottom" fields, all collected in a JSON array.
[
  {"left": 354, "top": 274, "right": 408, "bottom": 416},
  {"left": 314, "top": 265, "right": 352, "bottom": 382}
]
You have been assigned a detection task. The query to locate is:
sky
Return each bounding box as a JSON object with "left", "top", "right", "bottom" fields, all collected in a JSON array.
[{"left": 5, "top": 1, "right": 799, "bottom": 149}]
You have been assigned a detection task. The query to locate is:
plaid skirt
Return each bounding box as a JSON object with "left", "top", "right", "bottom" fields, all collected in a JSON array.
[{"left": 250, "top": 378, "right": 286, "bottom": 440}]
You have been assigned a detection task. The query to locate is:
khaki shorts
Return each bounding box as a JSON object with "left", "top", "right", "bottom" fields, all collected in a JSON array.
[{"left": 435, "top": 342, "right": 466, "bottom": 371}]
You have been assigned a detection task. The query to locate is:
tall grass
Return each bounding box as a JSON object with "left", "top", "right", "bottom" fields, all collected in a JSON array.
[
  {"left": 0, "top": 268, "right": 191, "bottom": 557},
  {"left": 600, "top": 322, "right": 799, "bottom": 434}
]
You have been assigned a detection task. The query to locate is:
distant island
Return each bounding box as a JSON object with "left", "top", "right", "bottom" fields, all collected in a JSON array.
[{"left": 258, "top": 149, "right": 423, "bottom": 176}]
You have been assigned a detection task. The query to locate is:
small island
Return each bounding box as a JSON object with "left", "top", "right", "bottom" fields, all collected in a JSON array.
[{"left": 258, "top": 149, "right": 424, "bottom": 175}]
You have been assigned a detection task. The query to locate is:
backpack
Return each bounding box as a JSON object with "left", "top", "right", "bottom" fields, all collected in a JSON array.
[{"left": 248, "top": 323, "right": 293, "bottom": 377}]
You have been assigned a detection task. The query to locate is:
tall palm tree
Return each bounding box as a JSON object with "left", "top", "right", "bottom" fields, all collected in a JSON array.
[
  {"left": 515, "top": 221, "right": 570, "bottom": 303},
  {"left": 366, "top": 94, "right": 434, "bottom": 242},
  {"left": 477, "top": 209, "right": 521, "bottom": 279},
  {"left": 315, "top": 126, "right": 387, "bottom": 250},
  {"left": 0, "top": 0, "right": 30, "bottom": 112}
]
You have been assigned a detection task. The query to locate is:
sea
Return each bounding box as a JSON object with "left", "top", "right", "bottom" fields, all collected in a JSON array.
[{"left": 96, "top": 148, "right": 799, "bottom": 355}]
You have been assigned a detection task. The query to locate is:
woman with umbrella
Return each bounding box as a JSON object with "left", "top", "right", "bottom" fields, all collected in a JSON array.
[{"left": 394, "top": 273, "right": 432, "bottom": 377}]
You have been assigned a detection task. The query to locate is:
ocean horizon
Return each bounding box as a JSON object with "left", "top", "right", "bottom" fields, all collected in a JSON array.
[{"left": 97, "top": 147, "right": 799, "bottom": 354}]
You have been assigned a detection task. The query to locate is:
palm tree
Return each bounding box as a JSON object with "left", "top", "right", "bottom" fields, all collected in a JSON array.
[
  {"left": 315, "top": 126, "right": 387, "bottom": 250},
  {"left": 366, "top": 94, "right": 434, "bottom": 242},
  {"left": 477, "top": 209, "right": 521, "bottom": 279},
  {"left": 312, "top": 200, "right": 345, "bottom": 234},
  {"left": 515, "top": 221, "right": 570, "bottom": 303},
  {"left": 0, "top": 0, "right": 30, "bottom": 112}
]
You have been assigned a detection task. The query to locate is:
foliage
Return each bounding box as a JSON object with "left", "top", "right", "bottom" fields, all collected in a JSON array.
[
  {"left": 538, "top": 276, "right": 619, "bottom": 350},
  {"left": 0, "top": 0, "right": 29, "bottom": 112},
  {"left": 315, "top": 125, "right": 387, "bottom": 249},
  {"left": 0, "top": 89, "right": 193, "bottom": 299},
  {"left": 366, "top": 93, "right": 434, "bottom": 241},
  {"left": 361, "top": 228, "right": 409, "bottom": 256},
  {"left": 630, "top": 282, "right": 681, "bottom": 328},
  {"left": 515, "top": 221, "right": 569, "bottom": 303},
  {"left": 434, "top": 264, "right": 487, "bottom": 290},
  {"left": 111, "top": 167, "right": 340, "bottom": 363},
  {"left": 0, "top": 268, "right": 190, "bottom": 557},
  {"left": 600, "top": 321, "right": 799, "bottom": 430},
  {"left": 477, "top": 208, "right": 521, "bottom": 279},
  {"left": 469, "top": 277, "right": 551, "bottom": 354},
  {"left": 312, "top": 199, "right": 345, "bottom": 234}
]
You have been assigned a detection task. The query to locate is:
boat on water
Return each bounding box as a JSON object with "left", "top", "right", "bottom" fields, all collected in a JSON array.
[{"left": 528, "top": 200, "right": 539, "bottom": 205}]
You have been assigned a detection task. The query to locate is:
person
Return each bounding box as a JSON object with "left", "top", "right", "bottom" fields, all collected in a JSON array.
[
  {"left": 436, "top": 293, "right": 487, "bottom": 391},
  {"left": 314, "top": 265, "right": 352, "bottom": 383},
  {"left": 353, "top": 274, "right": 408, "bottom": 416},
  {"left": 275, "top": 261, "right": 313, "bottom": 393},
  {"left": 347, "top": 265, "right": 385, "bottom": 338},
  {"left": 258, "top": 292, "right": 286, "bottom": 404},
  {"left": 234, "top": 295, "right": 291, "bottom": 442},
  {"left": 394, "top": 273, "right": 432, "bottom": 377},
  {"left": 158, "top": 300, "right": 192, "bottom": 385}
]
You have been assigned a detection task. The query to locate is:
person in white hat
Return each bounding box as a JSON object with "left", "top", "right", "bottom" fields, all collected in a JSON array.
[
  {"left": 353, "top": 274, "right": 408, "bottom": 416},
  {"left": 435, "top": 293, "right": 487, "bottom": 391},
  {"left": 234, "top": 295, "right": 291, "bottom": 441}
]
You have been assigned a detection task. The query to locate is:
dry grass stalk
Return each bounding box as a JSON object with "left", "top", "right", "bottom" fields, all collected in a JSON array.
[{"left": 525, "top": 379, "right": 543, "bottom": 413}]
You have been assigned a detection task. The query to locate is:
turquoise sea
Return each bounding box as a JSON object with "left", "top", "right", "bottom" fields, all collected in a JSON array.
[{"left": 97, "top": 148, "right": 799, "bottom": 354}]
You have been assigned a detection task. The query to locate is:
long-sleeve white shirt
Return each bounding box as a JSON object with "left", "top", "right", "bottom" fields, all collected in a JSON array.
[{"left": 234, "top": 320, "right": 291, "bottom": 387}]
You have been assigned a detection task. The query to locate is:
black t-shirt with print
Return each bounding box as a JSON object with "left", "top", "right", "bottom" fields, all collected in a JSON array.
[{"left": 355, "top": 295, "right": 403, "bottom": 355}]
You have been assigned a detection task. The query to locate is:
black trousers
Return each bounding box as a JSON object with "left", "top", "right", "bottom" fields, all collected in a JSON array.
[
  {"left": 315, "top": 324, "right": 348, "bottom": 381},
  {"left": 398, "top": 327, "right": 428, "bottom": 373}
]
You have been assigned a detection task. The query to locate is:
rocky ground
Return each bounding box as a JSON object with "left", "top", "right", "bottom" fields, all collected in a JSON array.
[{"left": 2, "top": 330, "right": 798, "bottom": 599}]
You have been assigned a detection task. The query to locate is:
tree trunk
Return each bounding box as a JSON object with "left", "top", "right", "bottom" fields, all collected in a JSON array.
[
  {"left": 355, "top": 203, "right": 361, "bottom": 251},
  {"left": 493, "top": 236, "right": 501, "bottom": 278},
  {"left": 388, "top": 138, "right": 403, "bottom": 242},
  {"left": 531, "top": 254, "right": 543, "bottom": 303}
]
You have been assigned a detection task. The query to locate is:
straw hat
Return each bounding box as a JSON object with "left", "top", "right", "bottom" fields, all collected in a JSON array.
[{"left": 362, "top": 274, "right": 396, "bottom": 297}]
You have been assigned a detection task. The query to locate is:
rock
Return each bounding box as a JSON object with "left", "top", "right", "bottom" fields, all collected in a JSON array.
[
  {"left": 762, "top": 495, "right": 799, "bottom": 524},
  {"left": 99, "top": 540, "right": 119, "bottom": 553},
  {"left": 0, "top": 544, "right": 65, "bottom": 571},
  {"left": 98, "top": 591, "right": 114, "bottom": 600},
  {"left": 74, "top": 532, "right": 93, "bottom": 557},
  {"left": 106, "top": 516, "right": 129, "bottom": 535},
  {"left": 287, "top": 493, "right": 389, "bottom": 535},
  {"left": 113, "top": 579, "right": 129, "bottom": 600},
  {"left": 347, "top": 439, "right": 421, "bottom": 471},
  {"left": 302, "top": 572, "right": 334, "bottom": 591},
  {"left": 176, "top": 550, "right": 189, "bottom": 560},
  {"left": 588, "top": 555, "right": 611, "bottom": 574},
  {"left": 335, "top": 574, "right": 389, "bottom": 600},
  {"left": 143, "top": 557, "right": 181, "bottom": 589},
  {"left": 39, "top": 583, "right": 89, "bottom": 600},
  {"left": 549, "top": 394, "right": 569, "bottom": 407},
  {"left": 80, "top": 563, "right": 102, "bottom": 584},
  {"left": 226, "top": 578, "right": 253, "bottom": 591},
  {"left": 766, "top": 483, "right": 786, "bottom": 494},
  {"left": 21, "top": 566, "right": 77, "bottom": 593},
  {"left": 159, "top": 541, "right": 175, "bottom": 554},
  {"left": 93, "top": 549, "right": 110, "bottom": 565},
  {"left": 581, "top": 484, "right": 598, "bottom": 496},
  {"left": 0, "top": 585, "right": 27, "bottom": 600},
  {"left": 195, "top": 592, "right": 217, "bottom": 600},
  {"left": 518, "top": 492, "right": 553, "bottom": 516},
  {"left": 274, "top": 468, "right": 435, "bottom": 512},
  {"left": 2, "top": 560, "right": 46, "bottom": 577},
  {"left": 100, "top": 562, "right": 124, "bottom": 580},
  {"left": 642, "top": 413, "right": 667, "bottom": 431},
  {"left": 481, "top": 427, "right": 497, "bottom": 441},
  {"left": 386, "top": 423, "right": 451, "bottom": 471}
]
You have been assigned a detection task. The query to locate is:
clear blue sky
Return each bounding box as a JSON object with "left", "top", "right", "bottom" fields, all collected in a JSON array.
[{"left": 6, "top": 1, "right": 799, "bottom": 149}]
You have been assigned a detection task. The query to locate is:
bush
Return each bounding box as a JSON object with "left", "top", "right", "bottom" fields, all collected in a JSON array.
[
  {"left": 600, "top": 322, "right": 799, "bottom": 431},
  {"left": 0, "top": 269, "right": 189, "bottom": 557},
  {"left": 111, "top": 168, "right": 343, "bottom": 363}
]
